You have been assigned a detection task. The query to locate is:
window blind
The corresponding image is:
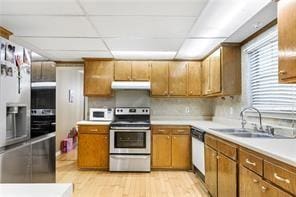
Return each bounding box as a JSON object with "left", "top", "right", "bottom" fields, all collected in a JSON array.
[{"left": 246, "top": 29, "right": 296, "bottom": 112}]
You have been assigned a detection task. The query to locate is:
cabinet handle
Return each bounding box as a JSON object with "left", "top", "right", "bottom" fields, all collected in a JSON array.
[
  {"left": 177, "top": 130, "right": 185, "bottom": 133},
  {"left": 274, "top": 173, "right": 290, "bottom": 184},
  {"left": 90, "top": 129, "right": 98, "bottom": 132},
  {"left": 279, "top": 70, "right": 287, "bottom": 75},
  {"left": 245, "top": 159, "right": 256, "bottom": 166},
  {"left": 261, "top": 186, "right": 267, "bottom": 192},
  {"left": 173, "top": 136, "right": 176, "bottom": 139},
  {"left": 253, "top": 179, "right": 259, "bottom": 183},
  {"left": 164, "top": 91, "right": 168, "bottom": 95},
  {"left": 105, "top": 136, "right": 108, "bottom": 139},
  {"left": 216, "top": 155, "right": 220, "bottom": 160},
  {"left": 167, "top": 136, "right": 170, "bottom": 139},
  {"left": 158, "top": 129, "right": 165, "bottom": 132}
]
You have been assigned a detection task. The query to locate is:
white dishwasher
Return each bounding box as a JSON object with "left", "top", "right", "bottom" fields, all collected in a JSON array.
[{"left": 191, "top": 127, "right": 205, "bottom": 181}]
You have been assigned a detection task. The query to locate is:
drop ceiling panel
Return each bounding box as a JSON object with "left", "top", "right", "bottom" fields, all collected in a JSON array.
[
  {"left": 90, "top": 16, "right": 196, "bottom": 37},
  {"left": 189, "top": 0, "right": 270, "bottom": 38},
  {"left": 45, "top": 50, "right": 113, "bottom": 61},
  {"left": 80, "top": 0, "right": 207, "bottom": 16},
  {"left": 0, "top": 0, "right": 83, "bottom": 15},
  {"left": 20, "top": 37, "right": 108, "bottom": 51},
  {"left": 105, "top": 38, "right": 183, "bottom": 51},
  {"left": 176, "top": 38, "right": 224, "bottom": 59},
  {"left": 0, "top": 16, "right": 97, "bottom": 37}
]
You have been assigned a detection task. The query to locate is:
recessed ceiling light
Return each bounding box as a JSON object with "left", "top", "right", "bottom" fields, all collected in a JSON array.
[{"left": 111, "top": 51, "right": 176, "bottom": 60}]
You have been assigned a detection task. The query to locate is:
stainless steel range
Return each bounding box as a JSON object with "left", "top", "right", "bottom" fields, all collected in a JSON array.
[{"left": 109, "top": 107, "right": 151, "bottom": 172}]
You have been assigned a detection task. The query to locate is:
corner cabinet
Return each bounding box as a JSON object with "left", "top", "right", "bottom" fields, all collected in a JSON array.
[
  {"left": 202, "top": 45, "right": 241, "bottom": 96},
  {"left": 152, "top": 126, "right": 191, "bottom": 170},
  {"left": 278, "top": 0, "right": 296, "bottom": 83},
  {"left": 78, "top": 125, "right": 109, "bottom": 169},
  {"left": 84, "top": 60, "right": 114, "bottom": 96}
]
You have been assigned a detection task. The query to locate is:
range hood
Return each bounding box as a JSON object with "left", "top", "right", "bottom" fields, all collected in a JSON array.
[{"left": 111, "top": 81, "right": 151, "bottom": 90}]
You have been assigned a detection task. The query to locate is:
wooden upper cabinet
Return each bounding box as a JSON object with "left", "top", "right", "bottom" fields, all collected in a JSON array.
[
  {"left": 278, "top": 0, "right": 296, "bottom": 83},
  {"left": 169, "top": 62, "right": 187, "bottom": 96},
  {"left": 209, "top": 49, "right": 221, "bottom": 94},
  {"left": 188, "top": 62, "right": 202, "bottom": 96},
  {"left": 84, "top": 60, "right": 114, "bottom": 96},
  {"left": 202, "top": 58, "right": 210, "bottom": 95},
  {"left": 114, "top": 61, "right": 132, "bottom": 81},
  {"left": 151, "top": 61, "right": 169, "bottom": 96},
  {"left": 131, "top": 61, "right": 150, "bottom": 81},
  {"left": 202, "top": 45, "right": 241, "bottom": 96}
]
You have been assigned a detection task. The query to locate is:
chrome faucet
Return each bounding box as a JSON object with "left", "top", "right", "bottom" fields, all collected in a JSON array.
[{"left": 240, "top": 107, "right": 263, "bottom": 131}]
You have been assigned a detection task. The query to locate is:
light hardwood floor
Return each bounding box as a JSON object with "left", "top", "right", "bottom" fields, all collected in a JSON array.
[{"left": 56, "top": 149, "right": 209, "bottom": 197}]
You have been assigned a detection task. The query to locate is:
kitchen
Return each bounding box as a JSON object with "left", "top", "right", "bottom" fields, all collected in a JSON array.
[{"left": 0, "top": 0, "right": 296, "bottom": 196}]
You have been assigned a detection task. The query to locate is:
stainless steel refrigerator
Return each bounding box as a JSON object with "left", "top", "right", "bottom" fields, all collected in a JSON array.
[{"left": 0, "top": 37, "right": 55, "bottom": 183}]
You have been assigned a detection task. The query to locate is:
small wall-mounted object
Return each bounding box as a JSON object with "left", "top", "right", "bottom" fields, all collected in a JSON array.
[{"left": 68, "top": 89, "right": 74, "bottom": 103}]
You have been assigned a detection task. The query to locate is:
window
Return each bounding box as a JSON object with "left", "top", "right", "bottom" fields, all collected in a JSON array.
[{"left": 246, "top": 28, "right": 296, "bottom": 112}]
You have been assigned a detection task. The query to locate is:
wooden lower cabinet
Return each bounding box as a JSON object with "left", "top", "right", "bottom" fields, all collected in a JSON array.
[
  {"left": 152, "top": 126, "right": 190, "bottom": 170},
  {"left": 240, "top": 166, "right": 292, "bottom": 197},
  {"left": 78, "top": 125, "right": 109, "bottom": 169},
  {"left": 205, "top": 145, "right": 218, "bottom": 197},
  {"left": 172, "top": 134, "right": 190, "bottom": 169},
  {"left": 152, "top": 134, "right": 171, "bottom": 168},
  {"left": 217, "top": 153, "right": 237, "bottom": 197}
]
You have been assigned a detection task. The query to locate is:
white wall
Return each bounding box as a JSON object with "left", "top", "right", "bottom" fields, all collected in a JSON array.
[{"left": 56, "top": 67, "right": 84, "bottom": 151}]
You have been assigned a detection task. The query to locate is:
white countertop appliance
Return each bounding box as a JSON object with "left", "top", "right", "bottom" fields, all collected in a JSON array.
[
  {"left": 109, "top": 107, "right": 151, "bottom": 172},
  {"left": 89, "top": 108, "right": 114, "bottom": 121},
  {"left": 191, "top": 127, "right": 206, "bottom": 181}
]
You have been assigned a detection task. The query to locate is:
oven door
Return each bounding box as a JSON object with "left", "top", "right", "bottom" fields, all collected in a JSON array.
[{"left": 110, "top": 130, "right": 150, "bottom": 154}]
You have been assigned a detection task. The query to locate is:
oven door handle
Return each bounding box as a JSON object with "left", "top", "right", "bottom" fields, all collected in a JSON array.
[{"left": 110, "top": 155, "right": 150, "bottom": 160}]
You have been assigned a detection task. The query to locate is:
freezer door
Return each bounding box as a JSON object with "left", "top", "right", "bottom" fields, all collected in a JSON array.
[
  {"left": 0, "top": 142, "right": 31, "bottom": 183},
  {"left": 31, "top": 134, "right": 56, "bottom": 183}
]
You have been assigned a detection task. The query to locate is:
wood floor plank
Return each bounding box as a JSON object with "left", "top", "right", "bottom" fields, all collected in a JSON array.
[{"left": 56, "top": 150, "right": 209, "bottom": 197}]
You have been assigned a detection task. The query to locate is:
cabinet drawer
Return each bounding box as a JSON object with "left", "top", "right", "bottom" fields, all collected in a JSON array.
[
  {"left": 152, "top": 127, "right": 170, "bottom": 134},
  {"left": 78, "top": 125, "right": 109, "bottom": 134},
  {"left": 264, "top": 160, "right": 296, "bottom": 195},
  {"left": 217, "top": 139, "right": 237, "bottom": 161},
  {"left": 239, "top": 149, "right": 263, "bottom": 176},
  {"left": 172, "top": 127, "right": 190, "bottom": 135},
  {"left": 205, "top": 134, "right": 217, "bottom": 150}
]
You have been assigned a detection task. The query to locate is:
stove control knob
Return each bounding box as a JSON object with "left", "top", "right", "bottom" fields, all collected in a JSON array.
[
  {"left": 142, "top": 109, "right": 145, "bottom": 112},
  {"left": 120, "top": 109, "right": 123, "bottom": 112}
]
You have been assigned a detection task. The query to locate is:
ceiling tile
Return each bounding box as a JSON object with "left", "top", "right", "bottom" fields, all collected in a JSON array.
[
  {"left": 189, "top": 0, "right": 270, "bottom": 38},
  {"left": 80, "top": 0, "right": 207, "bottom": 16},
  {"left": 0, "top": 16, "right": 97, "bottom": 37},
  {"left": 45, "top": 50, "right": 113, "bottom": 61},
  {"left": 105, "top": 38, "right": 183, "bottom": 51},
  {"left": 20, "top": 37, "right": 108, "bottom": 51},
  {"left": 0, "top": 0, "right": 83, "bottom": 15},
  {"left": 90, "top": 16, "right": 196, "bottom": 37},
  {"left": 176, "top": 38, "right": 224, "bottom": 59}
]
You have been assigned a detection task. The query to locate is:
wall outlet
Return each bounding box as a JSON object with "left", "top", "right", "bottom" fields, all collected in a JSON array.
[{"left": 186, "top": 107, "right": 190, "bottom": 113}]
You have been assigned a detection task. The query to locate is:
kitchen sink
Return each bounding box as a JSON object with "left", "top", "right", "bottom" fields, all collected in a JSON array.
[{"left": 211, "top": 128, "right": 293, "bottom": 139}]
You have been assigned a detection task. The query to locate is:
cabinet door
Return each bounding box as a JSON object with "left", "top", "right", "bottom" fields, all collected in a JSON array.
[
  {"left": 151, "top": 61, "right": 169, "bottom": 96},
  {"left": 41, "top": 62, "right": 56, "bottom": 82},
  {"left": 217, "top": 153, "right": 237, "bottom": 197},
  {"left": 172, "top": 134, "right": 190, "bottom": 169},
  {"left": 261, "top": 180, "right": 292, "bottom": 197},
  {"left": 152, "top": 134, "right": 171, "bottom": 168},
  {"left": 205, "top": 145, "right": 218, "bottom": 197},
  {"left": 78, "top": 133, "right": 108, "bottom": 168},
  {"left": 209, "top": 49, "right": 221, "bottom": 94},
  {"left": 278, "top": 0, "right": 296, "bottom": 83},
  {"left": 169, "top": 62, "right": 187, "bottom": 96},
  {"left": 114, "top": 61, "right": 132, "bottom": 81},
  {"left": 202, "top": 58, "right": 210, "bottom": 95},
  {"left": 31, "top": 62, "right": 42, "bottom": 82},
  {"left": 188, "top": 62, "right": 202, "bottom": 96},
  {"left": 132, "top": 61, "right": 150, "bottom": 81},
  {"left": 84, "top": 60, "right": 114, "bottom": 96},
  {"left": 239, "top": 166, "right": 261, "bottom": 197}
]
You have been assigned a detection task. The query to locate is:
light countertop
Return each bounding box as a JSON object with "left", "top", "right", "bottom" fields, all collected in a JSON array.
[
  {"left": 76, "top": 120, "right": 111, "bottom": 125},
  {"left": 0, "top": 183, "right": 73, "bottom": 197},
  {"left": 77, "top": 119, "right": 296, "bottom": 167},
  {"left": 152, "top": 120, "right": 296, "bottom": 168}
]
